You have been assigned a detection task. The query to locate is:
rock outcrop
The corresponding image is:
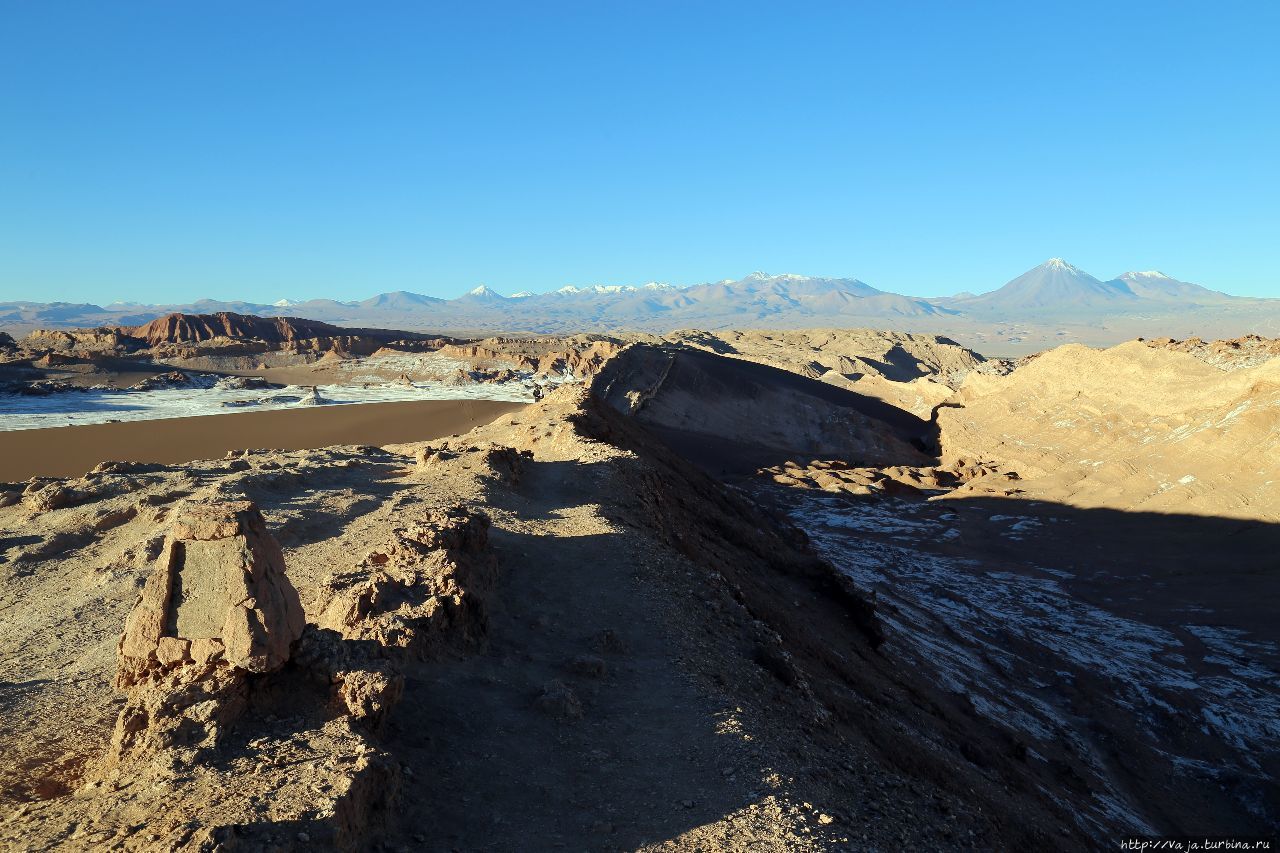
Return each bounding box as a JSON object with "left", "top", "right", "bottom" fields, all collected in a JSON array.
[
  {"left": 19, "top": 327, "right": 145, "bottom": 355},
  {"left": 760, "top": 459, "right": 989, "bottom": 496},
  {"left": 664, "top": 328, "right": 988, "bottom": 417},
  {"left": 1144, "top": 334, "right": 1280, "bottom": 371},
  {"left": 116, "top": 501, "right": 304, "bottom": 687},
  {"left": 101, "top": 502, "right": 303, "bottom": 773},
  {"left": 129, "top": 313, "right": 354, "bottom": 347},
  {"left": 105, "top": 501, "right": 305, "bottom": 769},
  {"left": 316, "top": 506, "right": 496, "bottom": 656}
]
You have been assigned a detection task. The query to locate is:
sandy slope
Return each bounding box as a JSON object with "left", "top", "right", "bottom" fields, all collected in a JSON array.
[{"left": 938, "top": 341, "right": 1280, "bottom": 521}]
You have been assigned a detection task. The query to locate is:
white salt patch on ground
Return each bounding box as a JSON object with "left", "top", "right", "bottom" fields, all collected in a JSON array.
[
  {"left": 780, "top": 490, "right": 1279, "bottom": 835},
  {"left": 0, "top": 381, "right": 536, "bottom": 432}
]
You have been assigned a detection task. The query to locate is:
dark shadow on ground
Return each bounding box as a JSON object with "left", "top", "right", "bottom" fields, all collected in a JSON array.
[
  {"left": 749, "top": 481, "right": 1280, "bottom": 837},
  {"left": 353, "top": 441, "right": 1090, "bottom": 850},
  {"left": 566, "top": 386, "right": 1279, "bottom": 838}
]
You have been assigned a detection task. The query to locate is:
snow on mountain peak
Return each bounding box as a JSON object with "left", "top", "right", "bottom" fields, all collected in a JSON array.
[
  {"left": 744, "top": 271, "right": 811, "bottom": 282},
  {"left": 555, "top": 284, "right": 638, "bottom": 295},
  {"left": 1122, "top": 270, "right": 1171, "bottom": 280},
  {"left": 1043, "top": 258, "right": 1081, "bottom": 272}
]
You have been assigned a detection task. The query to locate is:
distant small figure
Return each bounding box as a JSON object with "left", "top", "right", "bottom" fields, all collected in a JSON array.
[{"left": 532, "top": 385, "right": 544, "bottom": 401}]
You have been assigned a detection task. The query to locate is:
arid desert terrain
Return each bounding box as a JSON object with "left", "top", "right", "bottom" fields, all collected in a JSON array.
[{"left": 0, "top": 314, "right": 1277, "bottom": 850}]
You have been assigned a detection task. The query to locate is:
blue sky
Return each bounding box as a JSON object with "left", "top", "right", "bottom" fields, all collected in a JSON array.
[{"left": 2, "top": 1, "right": 1277, "bottom": 304}]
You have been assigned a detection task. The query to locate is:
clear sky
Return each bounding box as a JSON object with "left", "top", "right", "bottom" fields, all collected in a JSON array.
[{"left": 2, "top": 1, "right": 1278, "bottom": 304}]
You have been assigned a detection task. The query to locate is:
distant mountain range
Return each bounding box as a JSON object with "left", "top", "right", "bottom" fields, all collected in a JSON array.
[
  {"left": 3, "top": 260, "right": 1278, "bottom": 352},
  {"left": 932, "top": 259, "right": 1236, "bottom": 313}
]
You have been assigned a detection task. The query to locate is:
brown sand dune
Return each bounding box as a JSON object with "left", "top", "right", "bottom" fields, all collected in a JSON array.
[
  {"left": 663, "top": 328, "right": 994, "bottom": 418},
  {"left": 0, "top": 399, "right": 524, "bottom": 481},
  {"left": 591, "top": 343, "right": 934, "bottom": 473},
  {"left": 937, "top": 340, "right": 1280, "bottom": 520}
]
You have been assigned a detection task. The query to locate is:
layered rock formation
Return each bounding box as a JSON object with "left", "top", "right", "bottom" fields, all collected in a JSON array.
[{"left": 128, "top": 313, "right": 396, "bottom": 348}]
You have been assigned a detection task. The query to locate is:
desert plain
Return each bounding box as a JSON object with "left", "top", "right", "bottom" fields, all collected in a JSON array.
[{"left": 0, "top": 314, "right": 1276, "bottom": 850}]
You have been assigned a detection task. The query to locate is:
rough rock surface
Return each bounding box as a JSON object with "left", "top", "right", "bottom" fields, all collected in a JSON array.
[
  {"left": 1, "top": 490, "right": 409, "bottom": 850},
  {"left": 19, "top": 328, "right": 144, "bottom": 355},
  {"left": 10, "top": 349, "right": 1271, "bottom": 848},
  {"left": 1144, "top": 333, "right": 1280, "bottom": 371},
  {"left": 116, "top": 501, "right": 305, "bottom": 689},
  {"left": 760, "top": 458, "right": 991, "bottom": 497},
  {"left": 315, "top": 505, "right": 497, "bottom": 656}
]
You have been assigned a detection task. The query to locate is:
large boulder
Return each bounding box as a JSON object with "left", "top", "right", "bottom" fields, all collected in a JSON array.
[
  {"left": 117, "top": 501, "right": 305, "bottom": 688},
  {"left": 105, "top": 501, "right": 305, "bottom": 769}
]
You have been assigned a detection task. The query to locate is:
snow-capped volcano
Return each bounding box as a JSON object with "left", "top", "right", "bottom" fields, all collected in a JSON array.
[
  {"left": 743, "top": 271, "right": 812, "bottom": 282},
  {"left": 956, "top": 258, "right": 1136, "bottom": 312},
  {"left": 454, "top": 285, "right": 508, "bottom": 302},
  {"left": 1042, "top": 258, "right": 1082, "bottom": 273},
  {"left": 1113, "top": 271, "right": 1232, "bottom": 303},
  {"left": 950, "top": 259, "right": 1240, "bottom": 313}
]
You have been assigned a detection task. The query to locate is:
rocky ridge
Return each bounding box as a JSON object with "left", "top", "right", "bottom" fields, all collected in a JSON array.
[{"left": 0, "top": 379, "right": 1096, "bottom": 850}]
